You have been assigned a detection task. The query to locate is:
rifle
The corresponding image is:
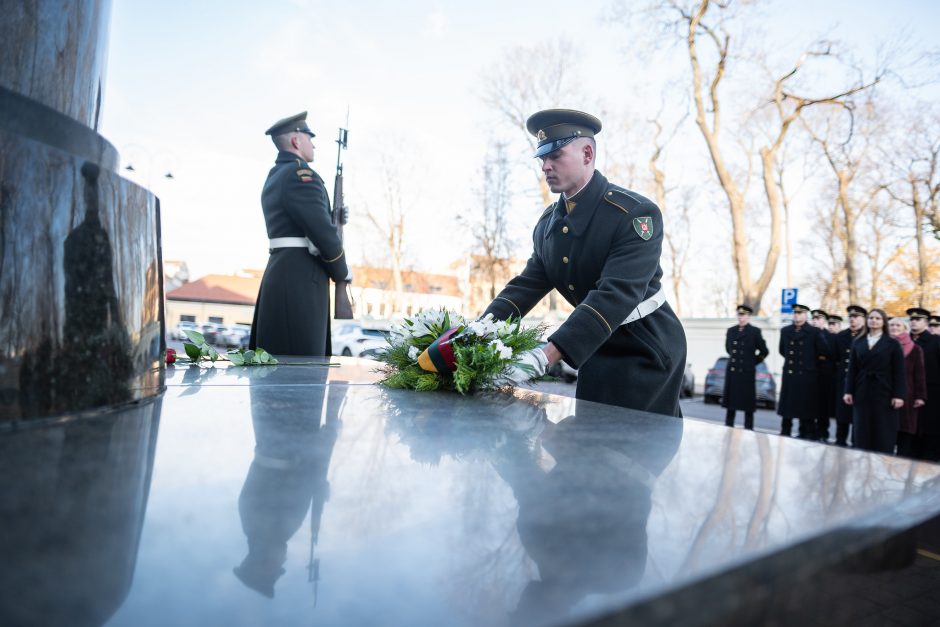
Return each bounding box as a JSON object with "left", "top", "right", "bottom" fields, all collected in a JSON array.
[{"left": 332, "top": 126, "right": 354, "bottom": 319}]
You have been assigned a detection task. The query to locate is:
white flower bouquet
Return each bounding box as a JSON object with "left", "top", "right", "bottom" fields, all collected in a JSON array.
[{"left": 377, "top": 309, "right": 545, "bottom": 394}]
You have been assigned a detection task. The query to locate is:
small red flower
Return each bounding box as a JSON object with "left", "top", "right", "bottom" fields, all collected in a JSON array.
[{"left": 166, "top": 347, "right": 177, "bottom": 364}]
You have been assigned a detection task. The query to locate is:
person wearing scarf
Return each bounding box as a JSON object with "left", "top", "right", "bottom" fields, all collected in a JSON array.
[
  {"left": 843, "top": 309, "right": 906, "bottom": 454},
  {"left": 889, "top": 317, "right": 927, "bottom": 458}
]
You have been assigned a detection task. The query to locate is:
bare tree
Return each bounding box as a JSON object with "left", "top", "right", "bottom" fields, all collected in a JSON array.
[
  {"left": 882, "top": 108, "right": 940, "bottom": 307},
  {"left": 857, "top": 197, "right": 906, "bottom": 306},
  {"left": 480, "top": 39, "right": 582, "bottom": 208},
  {"left": 631, "top": 0, "right": 881, "bottom": 311},
  {"left": 648, "top": 106, "right": 693, "bottom": 316},
  {"left": 461, "top": 142, "right": 515, "bottom": 301},
  {"left": 364, "top": 151, "right": 412, "bottom": 315}
]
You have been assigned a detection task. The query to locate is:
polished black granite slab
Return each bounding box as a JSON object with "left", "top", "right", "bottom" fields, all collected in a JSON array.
[{"left": 3, "top": 359, "right": 940, "bottom": 627}]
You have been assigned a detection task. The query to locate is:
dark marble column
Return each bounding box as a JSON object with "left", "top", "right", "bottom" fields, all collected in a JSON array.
[{"left": 0, "top": 0, "right": 165, "bottom": 421}]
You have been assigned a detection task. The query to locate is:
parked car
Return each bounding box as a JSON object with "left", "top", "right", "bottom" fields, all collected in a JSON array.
[
  {"left": 199, "top": 323, "right": 226, "bottom": 345},
  {"left": 218, "top": 324, "right": 251, "bottom": 348},
  {"left": 681, "top": 363, "right": 695, "bottom": 398},
  {"left": 173, "top": 321, "right": 198, "bottom": 341},
  {"left": 358, "top": 345, "right": 387, "bottom": 360},
  {"left": 703, "top": 357, "right": 777, "bottom": 409},
  {"left": 332, "top": 323, "right": 389, "bottom": 357}
]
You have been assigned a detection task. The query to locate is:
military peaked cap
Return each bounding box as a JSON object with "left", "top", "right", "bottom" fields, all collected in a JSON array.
[
  {"left": 930, "top": 315, "right": 940, "bottom": 326},
  {"left": 828, "top": 314, "right": 843, "bottom": 323},
  {"left": 811, "top": 309, "right": 828, "bottom": 318},
  {"left": 527, "top": 109, "right": 602, "bottom": 158},
  {"left": 846, "top": 304, "right": 868, "bottom": 317},
  {"left": 792, "top": 304, "right": 810, "bottom": 313},
  {"left": 736, "top": 304, "right": 753, "bottom": 315},
  {"left": 265, "top": 111, "right": 315, "bottom": 137},
  {"left": 906, "top": 307, "right": 931, "bottom": 319}
]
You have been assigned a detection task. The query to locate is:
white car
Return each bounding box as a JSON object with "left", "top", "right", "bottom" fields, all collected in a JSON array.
[
  {"left": 172, "top": 321, "right": 199, "bottom": 341},
  {"left": 333, "top": 323, "right": 389, "bottom": 358},
  {"left": 218, "top": 324, "right": 251, "bottom": 348}
]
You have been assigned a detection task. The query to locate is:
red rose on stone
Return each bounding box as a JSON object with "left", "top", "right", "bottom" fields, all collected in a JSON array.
[{"left": 166, "top": 347, "right": 177, "bottom": 364}]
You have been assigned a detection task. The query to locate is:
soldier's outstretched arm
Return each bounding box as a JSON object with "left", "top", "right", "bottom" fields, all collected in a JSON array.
[
  {"left": 482, "top": 253, "right": 552, "bottom": 321},
  {"left": 548, "top": 203, "right": 663, "bottom": 368}
]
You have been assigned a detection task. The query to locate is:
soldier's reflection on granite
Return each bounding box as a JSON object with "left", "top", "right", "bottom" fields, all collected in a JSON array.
[
  {"left": 498, "top": 405, "right": 682, "bottom": 625},
  {"left": 17, "top": 162, "right": 132, "bottom": 416},
  {"left": 385, "top": 392, "right": 682, "bottom": 623},
  {"left": 0, "top": 399, "right": 161, "bottom": 627},
  {"left": 234, "top": 371, "right": 347, "bottom": 598}
]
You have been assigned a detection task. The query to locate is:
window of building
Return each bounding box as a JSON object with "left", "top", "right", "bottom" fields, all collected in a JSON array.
[
  {"left": 209, "top": 316, "right": 224, "bottom": 324},
  {"left": 180, "top": 315, "right": 196, "bottom": 322}
]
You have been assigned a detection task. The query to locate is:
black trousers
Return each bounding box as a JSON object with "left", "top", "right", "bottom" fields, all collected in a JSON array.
[
  {"left": 780, "top": 416, "right": 813, "bottom": 438},
  {"left": 835, "top": 421, "right": 852, "bottom": 446},
  {"left": 725, "top": 409, "right": 754, "bottom": 430}
]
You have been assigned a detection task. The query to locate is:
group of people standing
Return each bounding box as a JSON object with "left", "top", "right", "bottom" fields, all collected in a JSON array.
[{"left": 723, "top": 303, "right": 940, "bottom": 460}]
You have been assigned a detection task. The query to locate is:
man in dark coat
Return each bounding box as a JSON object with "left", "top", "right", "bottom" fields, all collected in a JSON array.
[
  {"left": 811, "top": 308, "right": 835, "bottom": 442},
  {"left": 250, "top": 111, "right": 350, "bottom": 356},
  {"left": 777, "top": 304, "right": 827, "bottom": 438},
  {"left": 930, "top": 315, "right": 940, "bottom": 336},
  {"left": 833, "top": 305, "right": 867, "bottom": 446},
  {"left": 844, "top": 309, "right": 906, "bottom": 454},
  {"left": 909, "top": 307, "right": 940, "bottom": 460},
  {"left": 482, "top": 109, "right": 687, "bottom": 416},
  {"left": 722, "top": 304, "right": 769, "bottom": 429}
]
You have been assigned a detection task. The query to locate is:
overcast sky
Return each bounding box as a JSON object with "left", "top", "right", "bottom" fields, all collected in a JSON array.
[{"left": 101, "top": 0, "right": 939, "bottom": 312}]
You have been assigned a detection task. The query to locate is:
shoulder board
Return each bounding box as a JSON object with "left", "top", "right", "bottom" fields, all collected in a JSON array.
[
  {"left": 538, "top": 203, "right": 556, "bottom": 221},
  {"left": 603, "top": 187, "right": 644, "bottom": 214}
]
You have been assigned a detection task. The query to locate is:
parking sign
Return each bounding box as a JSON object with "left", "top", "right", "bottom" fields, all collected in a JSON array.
[{"left": 781, "top": 288, "right": 798, "bottom": 314}]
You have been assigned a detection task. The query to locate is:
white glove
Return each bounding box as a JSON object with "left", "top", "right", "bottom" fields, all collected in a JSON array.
[{"left": 500, "top": 348, "right": 549, "bottom": 385}]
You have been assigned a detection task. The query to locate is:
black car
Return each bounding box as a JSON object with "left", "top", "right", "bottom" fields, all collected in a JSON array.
[
  {"left": 681, "top": 363, "right": 695, "bottom": 398},
  {"left": 703, "top": 356, "right": 777, "bottom": 409}
]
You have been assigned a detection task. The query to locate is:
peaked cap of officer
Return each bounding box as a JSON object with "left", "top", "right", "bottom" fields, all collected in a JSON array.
[
  {"left": 736, "top": 304, "right": 753, "bottom": 315},
  {"left": 526, "top": 109, "right": 602, "bottom": 158},
  {"left": 792, "top": 304, "right": 811, "bottom": 313},
  {"left": 906, "top": 306, "right": 931, "bottom": 319},
  {"left": 265, "top": 111, "right": 315, "bottom": 137},
  {"left": 846, "top": 304, "right": 868, "bottom": 317}
]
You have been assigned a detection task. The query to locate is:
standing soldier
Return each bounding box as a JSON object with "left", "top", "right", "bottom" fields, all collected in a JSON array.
[
  {"left": 723, "top": 305, "right": 769, "bottom": 429},
  {"left": 778, "top": 304, "right": 826, "bottom": 438},
  {"left": 250, "top": 112, "right": 351, "bottom": 356},
  {"left": 811, "top": 309, "right": 835, "bottom": 442},
  {"left": 909, "top": 307, "right": 940, "bottom": 460},
  {"left": 833, "top": 306, "right": 867, "bottom": 446},
  {"left": 827, "top": 314, "right": 843, "bottom": 334},
  {"left": 480, "top": 109, "right": 687, "bottom": 415},
  {"left": 929, "top": 315, "right": 940, "bottom": 336}
]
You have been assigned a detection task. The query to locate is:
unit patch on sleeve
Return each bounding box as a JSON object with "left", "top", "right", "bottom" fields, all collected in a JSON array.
[{"left": 633, "top": 217, "right": 654, "bottom": 241}]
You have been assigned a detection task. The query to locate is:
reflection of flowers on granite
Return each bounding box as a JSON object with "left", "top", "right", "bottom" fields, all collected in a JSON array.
[{"left": 382, "top": 390, "right": 548, "bottom": 466}]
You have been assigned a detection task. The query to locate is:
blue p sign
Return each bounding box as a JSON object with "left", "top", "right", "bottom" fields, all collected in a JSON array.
[{"left": 781, "top": 288, "right": 798, "bottom": 306}]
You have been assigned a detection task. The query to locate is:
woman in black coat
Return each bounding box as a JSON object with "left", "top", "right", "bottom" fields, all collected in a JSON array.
[{"left": 843, "top": 308, "right": 906, "bottom": 454}]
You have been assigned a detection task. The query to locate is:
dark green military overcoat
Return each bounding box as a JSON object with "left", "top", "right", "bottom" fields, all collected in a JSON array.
[
  {"left": 250, "top": 151, "right": 348, "bottom": 356},
  {"left": 483, "top": 171, "right": 687, "bottom": 416}
]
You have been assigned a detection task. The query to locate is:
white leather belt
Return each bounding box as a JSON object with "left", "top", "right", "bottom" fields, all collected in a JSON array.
[
  {"left": 269, "top": 237, "right": 319, "bottom": 256},
  {"left": 621, "top": 288, "right": 667, "bottom": 325}
]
